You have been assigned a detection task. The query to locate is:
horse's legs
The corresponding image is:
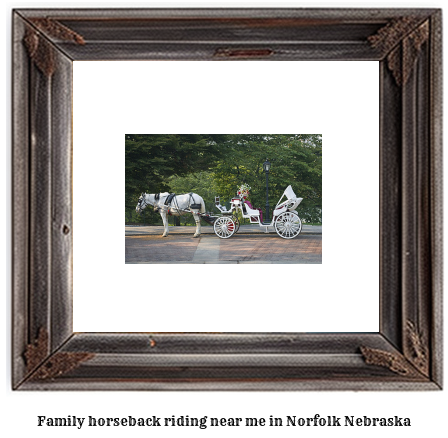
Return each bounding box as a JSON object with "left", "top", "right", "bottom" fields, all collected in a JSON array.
[
  {"left": 193, "top": 212, "right": 201, "bottom": 237},
  {"left": 160, "top": 210, "right": 169, "bottom": 237}
]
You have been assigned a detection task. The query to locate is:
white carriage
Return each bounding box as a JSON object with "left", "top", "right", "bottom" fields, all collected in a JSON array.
[{"left": 212, "top": 185, "right": 303, "bottom": 239}]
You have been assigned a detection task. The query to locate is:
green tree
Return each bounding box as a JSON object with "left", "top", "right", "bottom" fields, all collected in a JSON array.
[
  {"left": 125, "top": 134, "right": 322, "bottom": 225},
  {"left": 211, "top": 135, "right": 322, "bottom": 223},
  {"left": 125, "top": 134, "right": 225, "bottom": 223}
]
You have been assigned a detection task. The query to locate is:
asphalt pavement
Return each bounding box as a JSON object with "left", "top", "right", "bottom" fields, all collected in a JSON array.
[{"left": 125, "top": 225, "right": 322, "bottom": 264}]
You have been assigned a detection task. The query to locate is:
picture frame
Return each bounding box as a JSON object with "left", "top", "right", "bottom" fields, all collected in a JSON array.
[{"left": 12, "top": 8, "right": 442, "bottom": 390}]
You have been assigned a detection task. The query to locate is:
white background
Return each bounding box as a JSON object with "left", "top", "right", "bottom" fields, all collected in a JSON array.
[
  {"left": 73, "top": 60, "right": 379, "bottom": 332},
  {"left": 3, "top": 1, "right": 447, "bottom": 438}
]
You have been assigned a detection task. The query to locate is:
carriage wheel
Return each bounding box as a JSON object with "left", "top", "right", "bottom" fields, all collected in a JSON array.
[
  {"left": 274, "top": 211, "right": 302, "bottom": 239},
  {"left": 214, "top": 216, "right": 237, "bottom": 239}
]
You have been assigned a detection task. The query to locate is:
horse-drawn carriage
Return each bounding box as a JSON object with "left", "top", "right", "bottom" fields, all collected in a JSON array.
[
  {"left": 136, "top": 184, "right": 303, "bottom": 240},
  {"left": 211, "top": 185, "right": 303, "bottom": 239}
]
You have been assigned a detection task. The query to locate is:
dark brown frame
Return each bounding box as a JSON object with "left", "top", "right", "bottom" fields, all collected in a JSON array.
[{"left": 12, "top": 8, "right": 442, "bottom": 390}]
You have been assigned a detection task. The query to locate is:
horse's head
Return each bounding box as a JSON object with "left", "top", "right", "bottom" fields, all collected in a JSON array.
[{"left": 136, "top": 193, "right": 148, "bottom": 214}]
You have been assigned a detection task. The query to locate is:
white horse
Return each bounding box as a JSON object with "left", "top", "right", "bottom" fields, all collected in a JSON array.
[{"left": 136, "top": 192, "right": 206, "bottom": 237}]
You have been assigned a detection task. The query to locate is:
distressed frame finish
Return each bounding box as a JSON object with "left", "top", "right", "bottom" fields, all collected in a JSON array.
[{"left": 12, "top": 8, "right": 442, "bottom": 390}]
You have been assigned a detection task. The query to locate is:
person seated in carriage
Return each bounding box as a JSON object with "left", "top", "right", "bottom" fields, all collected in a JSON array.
[{"left": 237, "top": 183, "right": 263, "bottom": 223}]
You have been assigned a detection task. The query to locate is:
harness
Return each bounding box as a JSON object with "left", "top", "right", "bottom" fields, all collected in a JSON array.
[
  {"left": 163, "top": 193, "right": 201, "bottom": 216},
  {"left": 188, "top": 193, "right": 201, "bottom": 210},
  {"left": 137, "top": 195, "right": 150, "bottom": 210},
  {"left": 164, "top": 193, "right": 176, "bottom": 207}
]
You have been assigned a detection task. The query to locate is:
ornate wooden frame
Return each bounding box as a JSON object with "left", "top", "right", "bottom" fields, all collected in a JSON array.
[{"left": 12, "top": 8, "right": 442, "bottom": 390}]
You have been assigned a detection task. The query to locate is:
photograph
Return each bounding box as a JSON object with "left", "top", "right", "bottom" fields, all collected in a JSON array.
[{"left": 125, "top": 134, "right": 322, "bottom": 264}]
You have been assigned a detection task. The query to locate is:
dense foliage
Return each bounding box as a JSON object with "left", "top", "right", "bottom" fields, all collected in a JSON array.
[
  {"left": 125, "top": 134, "right": 224, "bottom": 224},
  {"left": 125, "top": 134, "right": 322, "bottom": 225}
]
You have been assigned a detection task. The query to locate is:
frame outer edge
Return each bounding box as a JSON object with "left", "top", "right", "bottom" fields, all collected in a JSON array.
[
  {"left": 12, "top": 11, "right": 30, "bottom": 388},
  {"left": 14, "top": 7, "right": 439, "bottom": 20},
  {"left": 18, "top": 380, "right": 441, "bottom": 392},
  {"left": 13, "top": 14, "right": 76, "bottom": 388},
  {"left": 400, "top": 18, "right": 437, "bottom": 379},
  {"left": 429, "top": 10, "right": 443, "bottom": 388},
  {"left": 414, "top": 21, "right": 431, "bottom": 377}
]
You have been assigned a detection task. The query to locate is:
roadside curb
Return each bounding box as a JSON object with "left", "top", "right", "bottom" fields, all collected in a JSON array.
[
  {"left": 125, "top": 224, "right": 322, "bottom": 237},
  {"left": 126, "top": 232, "right": 322, "bottom": 237}
]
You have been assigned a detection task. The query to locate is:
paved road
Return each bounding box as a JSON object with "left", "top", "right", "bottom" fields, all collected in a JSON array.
[{"left": 126, "top": 233, "right": 322, "bottom": 264}]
